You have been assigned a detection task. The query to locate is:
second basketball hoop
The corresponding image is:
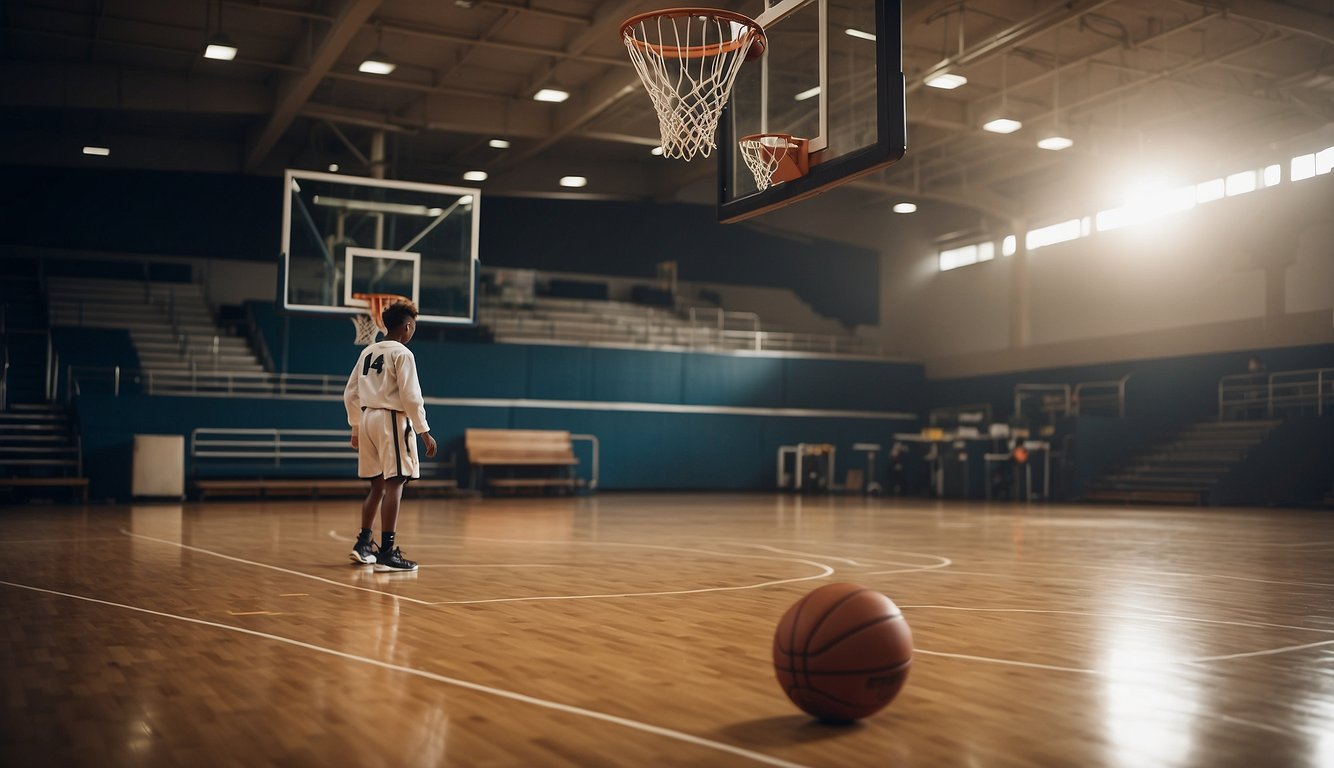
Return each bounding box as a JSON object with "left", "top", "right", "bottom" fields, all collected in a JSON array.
[
  {"left": 621, "top": 7, "right": 767, "bottom": 161},
  {"left": 738, "top": 134, "right": 809, "bottom": 191}
]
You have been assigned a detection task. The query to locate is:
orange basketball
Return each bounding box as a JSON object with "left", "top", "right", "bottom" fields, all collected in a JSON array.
[{"left": 773, "top": 583, "right": 912, "bottom": 723}]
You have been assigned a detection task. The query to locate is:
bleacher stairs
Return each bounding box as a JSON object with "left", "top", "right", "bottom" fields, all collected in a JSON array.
[
  {"left": 47, "top": 277, "right": 264, "bottom": 376},
  {"left": 1087, "top": 420, "right": 1281, "bottom": 505},
  {"left": 0, "top": 403, "right": 87, "bottom": 502}
]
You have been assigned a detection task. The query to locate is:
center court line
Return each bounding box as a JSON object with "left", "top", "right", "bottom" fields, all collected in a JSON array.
[{"left": 0, "top": 579, "right": 812, "bottom": 768}]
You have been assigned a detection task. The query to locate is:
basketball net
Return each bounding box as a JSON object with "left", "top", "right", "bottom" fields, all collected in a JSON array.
[
  {"left": 351, "top": 293, "right": 410, "bottom": 345},
  {"left": 738, "top": 134, "right": 809, "bottom": 191},
  {"left": 621, "top": 9, "right": 766, "bottom": 161}
]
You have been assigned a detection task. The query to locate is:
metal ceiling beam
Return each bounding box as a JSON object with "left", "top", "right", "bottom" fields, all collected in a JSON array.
[
  {"left": 243, "top": 0, "right": 383, "bottom": 172},
  {"left": 910, "top": 0, "right": 1120, "bottom": 92},
  {"left": 1177, "top": 0, "right": 1334, "bottom": 44}
]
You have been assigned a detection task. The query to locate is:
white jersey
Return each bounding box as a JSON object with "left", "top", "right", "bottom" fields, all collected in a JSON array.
[{"left": 343, "top": 340, "right": 430, "bottom": 435}]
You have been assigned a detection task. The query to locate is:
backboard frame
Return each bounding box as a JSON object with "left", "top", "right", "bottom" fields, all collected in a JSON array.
[
  {"left": 717, "top": 0, "right": 905, "bottom": 224},
  {"left": 279, "top": 169, "right": 480, "bottom": 326}
]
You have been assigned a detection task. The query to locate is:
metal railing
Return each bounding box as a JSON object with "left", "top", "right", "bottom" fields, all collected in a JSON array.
[
  {"left": 1219, "top": 367, "right": 1332, "bottom": 419},
  {"left": 1014, "top": 383, "right": 1072, "bottom": 424},
  {"left": 482, "top": 299, "right": 883, "bottom": 358},
  {"left": 190, "top": 427, "right": 458, "bottom": 483},
  {"left": 1073, "top": 375, "right": 1131, "bottom": 418},
  {"left": 687, "top": 306, "right": 761, "bottom": 332},
  {"left": 485, "top": 313, "right": 883, "bottom": 357},
  {"left": 65, "top": 366, "right": 340, "bottom": 400}
]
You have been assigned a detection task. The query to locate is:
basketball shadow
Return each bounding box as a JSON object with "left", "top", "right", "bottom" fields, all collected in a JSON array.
[{"left": 716, "top": 715, "right": 863, "bottom": 747}]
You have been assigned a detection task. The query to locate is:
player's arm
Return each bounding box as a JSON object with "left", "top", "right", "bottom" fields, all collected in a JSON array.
[
  {"left": 396, "top": 349, "right": 436, "bottom": 457},
  {"left": 344, "top": 359, "right": 362, "bottom": 448}
]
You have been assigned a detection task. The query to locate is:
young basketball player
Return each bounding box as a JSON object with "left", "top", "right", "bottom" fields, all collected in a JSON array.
[{"left": 343, "top": 300, "right": 437, "bottom": 572}]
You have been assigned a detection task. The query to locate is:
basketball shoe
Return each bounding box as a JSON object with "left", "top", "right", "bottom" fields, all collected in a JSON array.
[
  {"left": 374, "top": 546, "right": 417, "bottom": 572},
  {"left": 349, "top": 539, "right": 379, "bottom": 565}
]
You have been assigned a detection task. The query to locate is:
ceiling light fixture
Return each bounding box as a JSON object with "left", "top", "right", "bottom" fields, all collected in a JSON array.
[
  {"left": 534, "top": 88, "right": 570, "bottom": 103},
  {"left": 650, "top": 146, "right": 664, "bottom": 156},
  {"left": 488, "top": 139, "right": 511, "bottom": 149},
  {"left": 892, "top": 202, "right": 917, "bottom": 214},
  {"left": 794, "top": 86, "right": 821, "bottom": 101},
  {"left": 359, "top": 23, "right": 395, "bottom": 75},
  {"left": 925, "top": 73, "right": 967, "bottom": 90},
  {"left": 462, "top": 170, "right": 488, "bottom": 181},
  {"left": 559, "top": 176, "right": 587, "bottom": 188},
  {"left": 983, "top": 118, "right": 1022, "bottom": 134},
  {"left": 1037, "top": 33, "right": 1072, "bottom": 151},
  {"left": 328, "top": 163, "right": 340, "bottom": 172},
  {"left": 82, "top": 146, "right": 111, "bottom": 157},
  {"left": 202, "top": 2, "right": 237, "bottom": 60},
  {"left": 983, "top": 55, "right": 1021, "bottom": 134},
  {"left": 844, "top": 28, "right": 876, "bottom": 42},
  {"left": 203, "top": 36, "right": 238, "bottom": 61}
]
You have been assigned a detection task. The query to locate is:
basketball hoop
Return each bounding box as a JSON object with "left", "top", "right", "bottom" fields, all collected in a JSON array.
[
  {"left": 738, "top": 134, "right": 810, "bottom": 191},
  {"left": 621, "top": 7, "right": 767, "bottom": 161},
  {"left": 351, "top": 292, "right": 411, "bottom": 345}
]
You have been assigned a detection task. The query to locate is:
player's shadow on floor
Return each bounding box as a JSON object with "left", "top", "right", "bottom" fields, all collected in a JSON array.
[{"left": 716, "top": 715, "right": 864, "bottom": 746}]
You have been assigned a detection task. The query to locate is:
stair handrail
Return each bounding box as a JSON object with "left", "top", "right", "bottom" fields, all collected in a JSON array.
[
  {"left": 1014, "top": 383, "right": 1072, "bottom": 424},
  {"left": 1218, "top": 367, "right": 1334, "bottom": 419},
  {"left": 1073, "top": 374, "right": 1131, "bottom": 418},
  {"left": 1268, "top": 367, "right": 1332, "bottom": 418}
]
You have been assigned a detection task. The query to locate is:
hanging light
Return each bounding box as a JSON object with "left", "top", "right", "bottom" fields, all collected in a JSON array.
[
  {"left": 359, "top": 23, "right": 395, "bottom": 75},
  {"left": 202, "top": 1, "right": 237, "bottom": 60}
]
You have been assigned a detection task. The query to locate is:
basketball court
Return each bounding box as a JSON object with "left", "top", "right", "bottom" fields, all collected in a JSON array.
[
  {"left": 3, "top": 494, "right": 1330, "bottom": 766},
  {"left": 2, "top": 0, "right": 1333, "bottom": 765}
]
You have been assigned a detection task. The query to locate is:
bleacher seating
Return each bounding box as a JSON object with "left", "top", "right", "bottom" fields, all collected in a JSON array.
[
  {"left": 47, "top": 277, "right": 265, "bottom": 380},
  {"left": 477, "top": 295, "right": 882, "bottom": 356}
]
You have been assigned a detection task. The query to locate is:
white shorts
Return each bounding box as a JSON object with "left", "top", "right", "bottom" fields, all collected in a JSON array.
[{"left": 358, "top": 408, "right": 420, "bottom": 480}]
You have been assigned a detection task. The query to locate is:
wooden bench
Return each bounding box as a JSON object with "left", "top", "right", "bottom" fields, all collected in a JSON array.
[
  {"left": 0, "top": 476, "right": 90, "bottom": 504},
  {"left": 465, "top": 428, "right": 588, "bottom": 493},
  {"left": 191, "top": 428, "right": 458, "bottom": 500}
]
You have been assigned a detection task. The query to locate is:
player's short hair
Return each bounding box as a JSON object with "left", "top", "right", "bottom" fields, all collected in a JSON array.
[{"left": 381, "top": 301, "right": 419, "bottom": 332}]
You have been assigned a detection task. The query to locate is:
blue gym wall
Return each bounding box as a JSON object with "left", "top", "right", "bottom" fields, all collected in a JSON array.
[{"left": 68, "top": 303, "right": 924, "bottom": 500}]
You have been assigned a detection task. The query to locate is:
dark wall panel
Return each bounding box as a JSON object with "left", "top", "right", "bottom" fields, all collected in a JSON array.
[{"left": 5, "top": 166, "right": 879, "bottom": 327}]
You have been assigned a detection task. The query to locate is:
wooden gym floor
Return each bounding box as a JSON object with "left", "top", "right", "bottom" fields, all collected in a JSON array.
[{"left": 1, "top": 493, "right": 1331, "bottom": 767}]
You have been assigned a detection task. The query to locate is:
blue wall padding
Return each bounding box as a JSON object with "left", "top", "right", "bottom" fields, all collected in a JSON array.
[
  {"left": 74, "top": 393, "right": 916, "bottom": 499},
  {"left": 525, "top": 346, "right": 593, "bottom": 400}
]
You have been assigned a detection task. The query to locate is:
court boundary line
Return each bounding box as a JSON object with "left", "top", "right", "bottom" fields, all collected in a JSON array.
[
  {"left": 0, "top": 579, "right": 812, "bottom": 768},
  {"left": 122, "top": 529, "right": 838, "bottom": 605},
  {"left": 897, "top": 604, "right": 1334, "bottom": 637}
]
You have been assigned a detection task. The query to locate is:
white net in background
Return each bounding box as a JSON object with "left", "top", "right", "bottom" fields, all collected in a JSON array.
[
  {"left": 738, "top": 134, "right": 796, "bottom": 191},
  {"left": 622, "top": 10, "right": 765, "bottom": 161},
  {"left": 351, "top": 313, "right": 379, "bottom": 345},
  {"left": 350, "top": 293, "right": 409, "bottom": 345}
]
